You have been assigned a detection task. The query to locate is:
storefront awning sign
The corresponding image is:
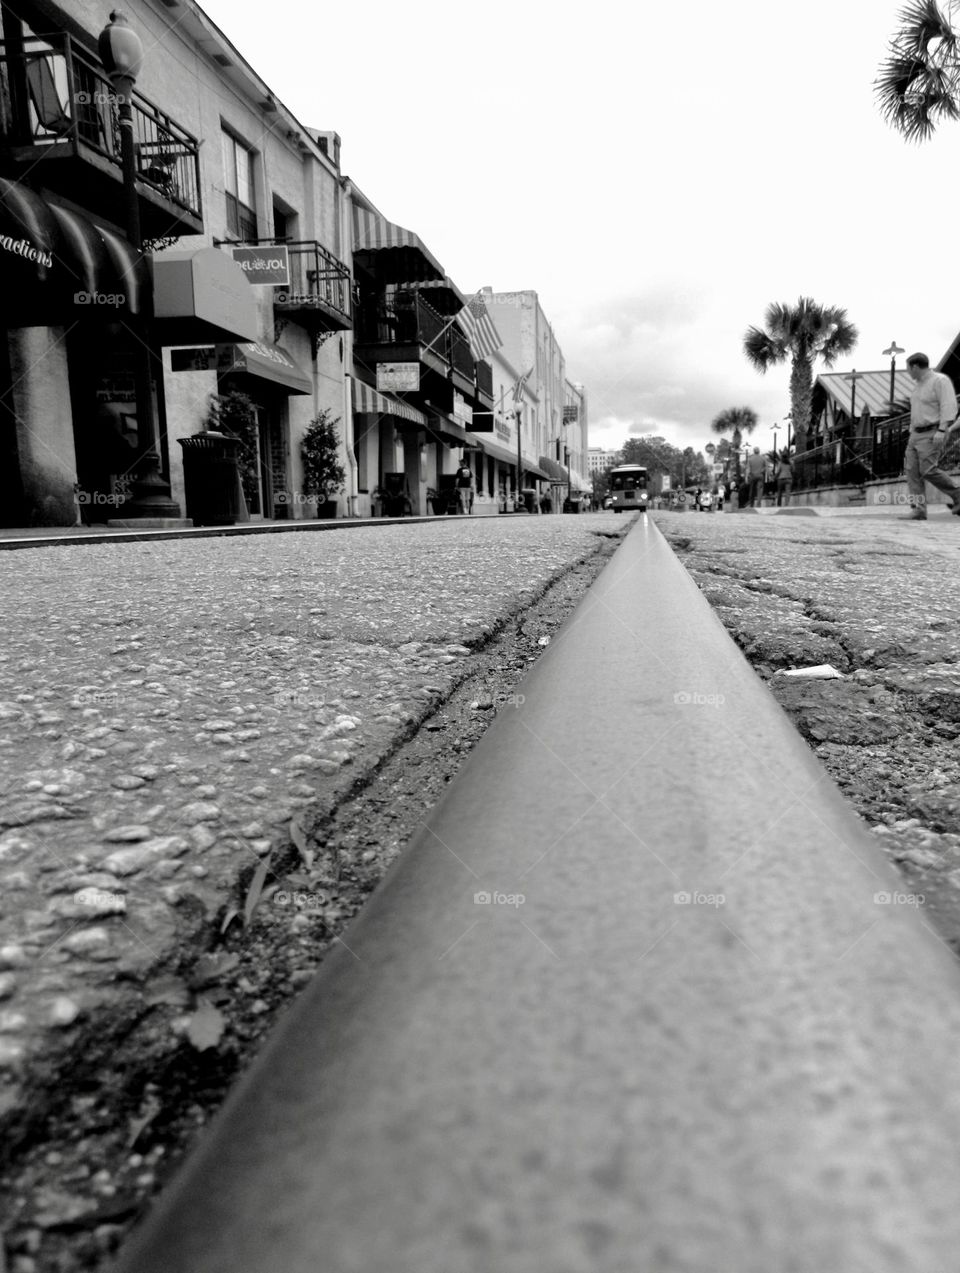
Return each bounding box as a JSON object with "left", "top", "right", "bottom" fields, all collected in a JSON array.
[
  {"left": 153, "top": 248, "right": 259, "bottom": 344},
  {"left": 232, "top": 245, "right": 290, "bottom": 287},
  {"left": 216, "top": 340, "right": 312, "bottom": 395},
  {"left": 377, "top": 362, "right": 420, "bottom": 392}
]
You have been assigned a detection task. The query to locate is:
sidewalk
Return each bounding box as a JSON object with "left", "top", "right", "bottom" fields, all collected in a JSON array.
[{"left": 0, "top": 514, "right": 442, "bottom": 551}]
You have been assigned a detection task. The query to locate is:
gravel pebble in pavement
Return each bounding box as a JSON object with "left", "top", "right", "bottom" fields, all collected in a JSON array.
[
  {"left": 655, "top": 509, "right": 960, "bottom": 949},
  {"left": 0, "top": 516, "right": 623, "bottom": 1142}
]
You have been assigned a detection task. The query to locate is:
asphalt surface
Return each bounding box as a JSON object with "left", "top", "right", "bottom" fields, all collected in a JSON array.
[{"left": 0, "top": 516, "right": 622, "bottom": 1125}]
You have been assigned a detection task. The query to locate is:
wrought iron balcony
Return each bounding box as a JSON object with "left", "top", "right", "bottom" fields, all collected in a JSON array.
[
  {"left": 0, "top": 31, "right": 202, "bottom": 240},
  {"left": 355, "top": 293, "right": 491, "bottom": 405},
  {"left": 226, "top": 237, "right": 351, "bottom": 331}
]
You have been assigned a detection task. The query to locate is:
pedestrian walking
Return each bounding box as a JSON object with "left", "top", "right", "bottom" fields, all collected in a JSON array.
[
  {"left": 455, "top": 459, "right": 474, "bottom": 515},
  {"left": 902, "top": 353, "right": 960, "bottom": 521},
  {"left": 745, "top": 447, "right": 766, "bottom": 506},
  {"left": 776, "top": 456, "right": 792, "bottom": 507}
]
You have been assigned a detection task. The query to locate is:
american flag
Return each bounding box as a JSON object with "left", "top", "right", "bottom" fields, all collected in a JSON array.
[
  {"left": 457, "top": 290, "right": 503, "bottom": 361},
  {"left": 513, "top": 366, "right": 533, "bottom": 405}
]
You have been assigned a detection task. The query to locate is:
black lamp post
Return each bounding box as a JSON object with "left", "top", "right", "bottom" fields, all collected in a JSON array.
[
  {"left": 882, "top": 341, "right": 905, "bottom": 414},
  {"left": 98, "top": 10, "right": 180, "bottom": 519}
]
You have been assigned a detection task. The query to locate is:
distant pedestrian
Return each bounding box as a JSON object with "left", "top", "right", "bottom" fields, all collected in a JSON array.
[
  {"left": 903, "top": 352, "right": 960, "bottom": 521},
  {"left": 455, "top": 459, "right": 474, "bottom": 515},
  {"left": 716, "top": 482, "right": 725, "bottom": 511},
  {"left": 776, "top": 456, "right": 792, "bottom": 507},
  {"left": 694, "top": 486, "right": 703, "bottom": 511},
  {"left": 745, "top": 447, "right": 766, "bottom": 506}
]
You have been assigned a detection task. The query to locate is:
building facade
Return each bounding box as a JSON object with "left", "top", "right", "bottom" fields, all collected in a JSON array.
[{"left": 0, "top": 0, "right": 352, "bottom": 527}]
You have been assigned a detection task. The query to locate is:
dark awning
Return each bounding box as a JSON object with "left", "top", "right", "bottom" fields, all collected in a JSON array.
[
  {"left": 153, "top": 248, "right": 258, "bottom": 344},
  {"left": 218, "top": 341, "right": 312, "bottom": 394},
  {"left": 352, "top": 205, "right": 444, "bottom": 282},
  {"left": 0, "top": 177, "right": 149, "bottom": 325},
  {"left": 538, "top": 455, "right": 570, "bottom": 482}
]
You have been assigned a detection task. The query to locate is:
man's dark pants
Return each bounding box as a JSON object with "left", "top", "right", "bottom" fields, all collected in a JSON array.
[{"left": 904, "top": 431, "right": 960, "bottom": 515}]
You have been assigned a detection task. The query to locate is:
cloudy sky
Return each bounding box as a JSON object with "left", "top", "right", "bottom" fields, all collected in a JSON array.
[{"left": 198, "top": 0, "right": 960, "bottom": 456}]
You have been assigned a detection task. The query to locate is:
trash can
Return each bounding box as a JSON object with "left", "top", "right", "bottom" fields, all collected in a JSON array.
[
  {"left": 178, "top": 431, "right": 242, "bottom": 527},
  {"left": 521, "top": 487, "right": 537, "bottom": 514}
]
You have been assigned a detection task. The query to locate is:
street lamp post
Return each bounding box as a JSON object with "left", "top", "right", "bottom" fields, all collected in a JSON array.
[
  {"left": 98, "top": 10, "right": 179, "bottom": 520},
  {"left": 770, "top": 423, "right": 779, "bottom": 460},
  {"left": 882, "top": 341, "right": 905, "bottom": 414},
  {"left": 842, "top": 368, "right": 860, "bottom": 430}
]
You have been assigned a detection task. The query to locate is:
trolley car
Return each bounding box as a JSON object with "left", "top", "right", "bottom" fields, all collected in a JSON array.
[{"left": 608, "top": 464, "right": 649, "bottom": 513}]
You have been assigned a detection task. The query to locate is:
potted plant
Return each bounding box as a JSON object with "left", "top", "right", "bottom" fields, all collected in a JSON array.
[
  {"left": 301, "top": 410, "right": 346, "bottom": 518},
  {"left": 426, "top": 487, "right": 446, "bottom": 515}
]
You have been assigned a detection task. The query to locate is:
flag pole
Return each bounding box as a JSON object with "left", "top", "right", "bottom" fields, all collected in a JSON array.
[{"left": 419, "top": 287, "right": 484, "bottom": 360}]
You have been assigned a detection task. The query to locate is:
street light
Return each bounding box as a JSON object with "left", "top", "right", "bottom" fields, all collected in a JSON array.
[
  {"left": 842, "top": 368, "right": 860, "bottom": 429},
  {"left": 882, "top": 341, "right": 905, "bottom": 414},
  {"left": 770, "top": 422, "right": 779, "bottom": 460},
  {"left": 98, "top": 10, "right": 179, "bottom": 519}
]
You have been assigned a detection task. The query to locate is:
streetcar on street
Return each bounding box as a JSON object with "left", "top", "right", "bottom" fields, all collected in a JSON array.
[{"left": 608, "top": 464, "right": 649, "bottom": 513}]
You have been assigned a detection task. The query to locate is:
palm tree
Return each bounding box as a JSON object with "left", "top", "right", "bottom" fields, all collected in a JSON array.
[
  {"left": 877, "top": 0, "right": 960, "bottom": 141},
  {"left": 743, "top": 299, "right": 858, "bottom": 454},
  {"left": 711, "top": 406, "right": 758, "bottom": 481}
]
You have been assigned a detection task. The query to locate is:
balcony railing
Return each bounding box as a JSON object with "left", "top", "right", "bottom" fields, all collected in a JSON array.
[
  {"left": 0, "top": 32, "right": 202, "bottom": 225},
  {"left": 791, "top": 415, "right": 960, "bottom": 490},
  {"left": 355, "top": 293, "right": 488, "bottom": 396},
  {"left": 225, "top": 237, "right": 351, "bottom": 329}
]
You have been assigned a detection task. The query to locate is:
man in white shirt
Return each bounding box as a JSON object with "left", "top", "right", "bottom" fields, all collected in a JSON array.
[{"left": 904, "top": 352, "right": 960, "bottom": 521}]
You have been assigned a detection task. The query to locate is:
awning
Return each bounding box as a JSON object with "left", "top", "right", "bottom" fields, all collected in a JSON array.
[
  {"left": 352, "top": 377, "right": 428, "bottom": 426},
  {"left": 0, "top": 177, "right": 149, "bottom": 325},
  {"left": 522, "top": 460, "right": 552, "bottom": 481},
  {"left": 153, "top": 248, "right": 259, "bottom": 344},
  {"left": 421, "top": 407, "right": 470, "bottom": 446},
  {"left": 391, "top": 277, "right": 465, "bottom": 315},
  {"left": 352, "top": 205, "right": 444, "bottom": 282},
  {"left": 478, "top": 436, "right": 520, "bottom": 467},
  {"left": 538, "top": 455, "right": 569, "bottom": 482},
  {"left": 218, "top": 341, "right": 312, "bottom": 394}
]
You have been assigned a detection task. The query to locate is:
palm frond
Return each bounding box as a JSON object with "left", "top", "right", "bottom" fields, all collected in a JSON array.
[
  {"left": 892, "top": 0, "right": 956, "bottom": 59},
  {"left": 877, "top": 0, "right": 960, "bottom": 140},
  {"left": 743, "top": 326, "right": 784, "bottom": 373}
]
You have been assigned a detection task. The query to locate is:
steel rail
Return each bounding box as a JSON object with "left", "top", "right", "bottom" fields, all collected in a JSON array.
[{"left": 113, "top": 515, "right": 960, "bottom": 1273}]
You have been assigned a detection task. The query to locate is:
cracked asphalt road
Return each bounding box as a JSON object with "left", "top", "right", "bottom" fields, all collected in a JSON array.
[{"left": 655, "top": 509, "right": 960, "bottom": 954}]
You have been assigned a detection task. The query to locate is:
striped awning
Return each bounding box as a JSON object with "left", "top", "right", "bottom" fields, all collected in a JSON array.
[
  {"left": 391, "top": 277, "right": 465, "bottom": 315},
  {"left": 352, "top": 205, "right": 444, "bottom": 281},
  {"left": 351, "top": 378, "right": 428, "bottom": 426}
]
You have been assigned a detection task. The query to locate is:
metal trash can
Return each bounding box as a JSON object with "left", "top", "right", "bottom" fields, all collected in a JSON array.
[
  {"left": 178, "top": 431, "right": 242, "bottom": 527},
  {"left": 521, "top": 487, "right": 537, "bottom": 513}
]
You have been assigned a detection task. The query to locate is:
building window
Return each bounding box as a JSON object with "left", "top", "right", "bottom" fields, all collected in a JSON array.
[{"left": 222, "top": 130, "right": 257, "bottom": 239}]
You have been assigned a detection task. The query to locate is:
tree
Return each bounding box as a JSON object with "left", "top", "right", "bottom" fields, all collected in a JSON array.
[
  {"left": 876, "top": 0, "right": 960, "bottom": 141},
  {"left": 301, "top": 411, "right": 346, "bottom": 502},
  {"left": 711, "top": 406, "right": 758, "bottom": 481},
  {"left": 743, "top": 299, "right": 858, "bottom": 453}
]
